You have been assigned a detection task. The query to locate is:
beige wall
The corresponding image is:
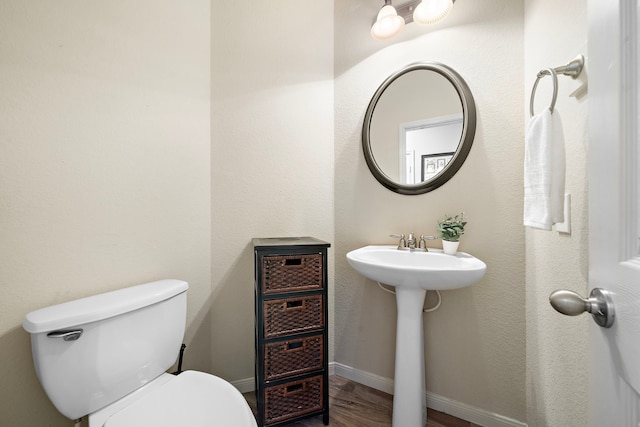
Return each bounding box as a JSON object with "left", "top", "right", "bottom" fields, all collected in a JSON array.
[
  {"left": 210, "top": 0, "right": 335, "bottom": 381},
  {"left": 524, "top": 0, "right": 589, "bottom": 426},
  {"left": 0, "top": 0, "right": 591, "bottom": 425},
  {"left": 335, "top": 0, "right": 527, "bottom": 422},
  {"left": 0, "top": 1, "right": 211, "bottom": 426}
]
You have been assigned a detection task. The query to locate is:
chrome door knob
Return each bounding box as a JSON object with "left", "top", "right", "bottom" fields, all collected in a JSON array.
[{"left": 549, "top": 288, "right": 615, "bottom": 328}]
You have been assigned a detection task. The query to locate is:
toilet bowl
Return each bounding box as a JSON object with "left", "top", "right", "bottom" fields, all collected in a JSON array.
[
  {"left": 91, "top": 371, "right": 256, "bottom": 427},
  {"left": 23, "top": 279, "right": 257, "bottom": 427}
]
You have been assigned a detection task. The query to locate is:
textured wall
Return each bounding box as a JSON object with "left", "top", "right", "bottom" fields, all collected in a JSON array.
[
  {"left": 0, "top": 1, "right": 211, "bottom": 425},
  {"left": 0, "top": 1, "right": 590, "bottom": 425},
  {"left": 524, "top": 0, "right": 589, "bottom": 426},
  {"left": 334, "top": 0, "right": 526, "bottom": 422},
  {"left": 210, "top": 0, "right": 335, "bottom": 382}
]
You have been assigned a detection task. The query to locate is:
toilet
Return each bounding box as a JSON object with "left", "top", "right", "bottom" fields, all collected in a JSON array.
[{"left": 23, "top": 279, "right": 257, "bottom": 427}]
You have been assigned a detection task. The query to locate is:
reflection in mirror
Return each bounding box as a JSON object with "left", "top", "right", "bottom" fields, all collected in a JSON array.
[
  {"left": 362, "top": 62, "right": 476, "bottom": 195},
  {"left": 401, "top": 114, "right": 462, "bottom": 184}
]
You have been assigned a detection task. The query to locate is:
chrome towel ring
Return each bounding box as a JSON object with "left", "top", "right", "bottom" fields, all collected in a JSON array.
[
  {"left": 530, "top": 68, "right": 558, "bottom": 117},
  {"left": 529, "top": 55, "right": 585, "bottom": 117}
]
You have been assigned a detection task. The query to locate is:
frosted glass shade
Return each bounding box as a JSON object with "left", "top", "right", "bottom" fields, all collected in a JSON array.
[
  {"left": 371, "top": 5, "right": 405, "bottom": 40},
  {"left": 413, "top": 0, "right": 454, "bottom": 25}
]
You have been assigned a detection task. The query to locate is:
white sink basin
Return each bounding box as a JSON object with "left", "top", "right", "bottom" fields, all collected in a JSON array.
[
  {"left": 346, "top": 244, "right": 486, "bottom": 427},
  {"left": 346, "top": 245, "right": 486, "bottom": 290}
]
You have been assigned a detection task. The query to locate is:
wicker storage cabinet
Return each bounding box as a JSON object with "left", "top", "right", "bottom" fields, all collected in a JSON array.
[{"left": 253, "top": 237, "right": 330, "bottom": 427}]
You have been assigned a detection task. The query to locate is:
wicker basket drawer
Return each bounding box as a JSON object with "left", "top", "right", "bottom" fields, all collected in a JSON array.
[
  {"left": 264, "top": 375, "right": 323, "bottom": 425},
  {"left": 263, "top": 295, "right": 324, "bottom": 338},
  {"left": 264, "top": 335, "right": 323, "bottom": 381},
  {"left": 261, "top": 253, "right": 323, "bottom": 294}
]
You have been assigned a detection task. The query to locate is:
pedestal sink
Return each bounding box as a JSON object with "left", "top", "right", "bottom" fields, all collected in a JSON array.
[{"left": 346, "top": 245, "right": 487, "bottom": 427}]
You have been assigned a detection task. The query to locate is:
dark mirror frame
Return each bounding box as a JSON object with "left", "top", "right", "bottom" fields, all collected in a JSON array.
[{"left": 362, "top": 62, "right": 477, "bottom": 195}]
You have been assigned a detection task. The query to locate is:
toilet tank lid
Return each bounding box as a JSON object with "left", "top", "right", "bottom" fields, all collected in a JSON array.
[{"left": 23, "top": 279, "right": 188, "bottom": 334}]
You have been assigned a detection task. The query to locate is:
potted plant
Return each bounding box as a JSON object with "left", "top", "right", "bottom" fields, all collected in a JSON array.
[{"left": 438, "top": 213, "right": 466, "bottom": 254}]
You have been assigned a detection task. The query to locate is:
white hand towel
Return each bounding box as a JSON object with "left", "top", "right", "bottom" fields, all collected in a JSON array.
[{"left": 524, "top": 108, "right": 566, "bottom": 230}]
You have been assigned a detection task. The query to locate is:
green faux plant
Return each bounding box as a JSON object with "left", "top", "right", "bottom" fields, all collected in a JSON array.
[{"left": 438, "top": 213, "right": 466, "bottom": 242}]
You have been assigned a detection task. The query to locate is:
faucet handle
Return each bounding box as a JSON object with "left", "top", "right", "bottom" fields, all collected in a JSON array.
[
  {"left": 418, "top": 235, "right": 437, "bottom": 251},
  {"left": 390, "top": 234, "right": 407, "bottom": 250}
]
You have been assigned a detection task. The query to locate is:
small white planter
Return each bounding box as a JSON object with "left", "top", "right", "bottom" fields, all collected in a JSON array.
[{"left": 442, "top": 240, "right": 460, "bottom": 255}]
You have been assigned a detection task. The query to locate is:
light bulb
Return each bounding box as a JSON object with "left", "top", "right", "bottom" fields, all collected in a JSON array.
[
  {"left": 413, "top": 0, "right": 454, "bottom": 25},
  {"left": 371, "top": 4, "right": 405, "bottom": 41}
]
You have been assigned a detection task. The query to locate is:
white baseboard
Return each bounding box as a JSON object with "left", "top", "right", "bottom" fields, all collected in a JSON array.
[
  {"left": 426, "top": 392, "right": 527, "bottom": 427},
  {"left": 231, "top": 362, "right": 527, "bottom": 427},
  {"left": 332, "top": 362, "right": 394, "bottom": 394}
]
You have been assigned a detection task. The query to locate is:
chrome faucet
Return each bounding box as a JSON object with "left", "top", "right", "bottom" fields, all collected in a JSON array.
[
  {"left": 407, "top": 233, "right": 417, "bottom": 249},
  {"left": 390, "top": 233, "right": 436, "bottom": 252}
]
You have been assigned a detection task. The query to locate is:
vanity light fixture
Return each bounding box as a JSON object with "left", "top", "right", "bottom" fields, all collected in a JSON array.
[
  {"left": 371, "top": 0, "right": 405, "bottom": 41},
  {"left": 371, "top": 0, "right": 456, "bottom": 41},
  {"left": 413, "top": 0, "right": 455, "bottom": 25}
]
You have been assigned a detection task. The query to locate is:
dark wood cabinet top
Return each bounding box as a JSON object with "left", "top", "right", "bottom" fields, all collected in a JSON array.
[{"left": 253, "top": 236, "right": 330, "bottom": 249}]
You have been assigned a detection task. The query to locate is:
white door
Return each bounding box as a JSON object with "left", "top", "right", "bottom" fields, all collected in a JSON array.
[{"left": 588, "top": 0, "right": 640, "bottom": 424}]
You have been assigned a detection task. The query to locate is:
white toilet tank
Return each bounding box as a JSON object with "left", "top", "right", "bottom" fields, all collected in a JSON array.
[{"left": 23, "top": 279, "right": 188, "bottom": 420}]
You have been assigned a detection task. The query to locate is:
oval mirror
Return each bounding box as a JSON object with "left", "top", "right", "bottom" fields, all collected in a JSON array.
[{"left": 362, "top": 62, "right": 477, "bottom": 195}]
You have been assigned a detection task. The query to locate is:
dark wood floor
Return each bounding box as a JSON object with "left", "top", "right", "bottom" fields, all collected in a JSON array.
[{"left": 243, "top": 375, "right": 481, "bottom": 427}]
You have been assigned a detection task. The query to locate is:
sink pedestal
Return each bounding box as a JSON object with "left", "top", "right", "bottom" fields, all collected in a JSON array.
[{"left": 393, "top": 287, "right": 427, "bottom": 427}]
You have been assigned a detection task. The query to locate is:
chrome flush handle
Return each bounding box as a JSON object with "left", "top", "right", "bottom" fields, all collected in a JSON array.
[{"left": 47, "top": 329, "right": 83, "bottom": 341}]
